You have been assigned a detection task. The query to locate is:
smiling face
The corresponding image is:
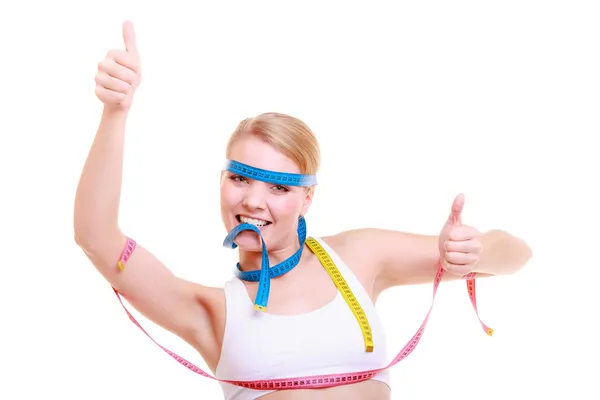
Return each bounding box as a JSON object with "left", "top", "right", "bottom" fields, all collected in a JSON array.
[{"left": 220, "top": 134, "right": 314, "bottom": 253}]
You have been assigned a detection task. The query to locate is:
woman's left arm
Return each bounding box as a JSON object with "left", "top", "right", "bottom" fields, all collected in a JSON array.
[
  {"left": 343, "top": 194, "right": 533, "bottom": 293},
  {"left": 472, "top": 229, "right": 533, "bottom": 276}
]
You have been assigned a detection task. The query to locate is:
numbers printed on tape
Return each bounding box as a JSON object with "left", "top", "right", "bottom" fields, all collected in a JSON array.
[
  {"left": 117, "top": 238, "right": 136, "bottom": 271},
  {"left": 224, "top": 160, "right": 318, "bottom": 186},
  {"left": 466, "top": 279, "right": 494, "bottom": 336},
  {"left": 223, "top": 215, "right": 309, "bottom": 311},
  {"left": 111, "top": 235, "right": 493, "bottom": 390},
  {"left": 305, "top": 237, "right": 374, "bottom": 352}
]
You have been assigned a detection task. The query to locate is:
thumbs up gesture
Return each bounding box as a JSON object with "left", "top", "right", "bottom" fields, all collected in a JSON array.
[
  {"left": 95, "top": 21, "right": 141, "bottom": 111},
  {"left": 438, "top": 194, "right": 483, "bottom": 276}
]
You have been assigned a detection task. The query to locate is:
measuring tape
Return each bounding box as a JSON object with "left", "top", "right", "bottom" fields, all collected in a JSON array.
[
  {"left": 112, "top": 236, "right": 491, "bottom": 390},
  {"left": 109, "top": 159, "right": 493, "bottom": 390},
  {"left": 224, "top": 159, "right": 318, "bottom": 186},
  {"left": 222, "top": 215, "right": 308, "bottom": 312},
  {"left": 304, "top": 237, "right": 374, "bottom": 352},
  {"left": 220, "top": 159, "right": 319, "bottom": 312}
]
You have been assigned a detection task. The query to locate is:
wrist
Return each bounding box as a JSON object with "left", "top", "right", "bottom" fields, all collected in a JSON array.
[{"left": 102, "top": 105, "right": 131, "bottom": 120}]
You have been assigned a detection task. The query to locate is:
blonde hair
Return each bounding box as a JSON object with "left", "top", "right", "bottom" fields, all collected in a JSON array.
[{"left": 225, "top": 112, "right": 321, "bottom": 177}]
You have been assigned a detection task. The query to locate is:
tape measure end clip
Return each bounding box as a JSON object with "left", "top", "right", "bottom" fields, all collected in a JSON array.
[
  {"left": 117, "top": 261, "right": 125, "bottom": 271},
  {"left": 254, "top": 304, "right": 267, "bottom": 312}
]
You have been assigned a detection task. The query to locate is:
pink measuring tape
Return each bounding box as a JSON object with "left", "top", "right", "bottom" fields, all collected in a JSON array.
[{"left": 112, "top": 237, "right": 492, "bottom": 390}]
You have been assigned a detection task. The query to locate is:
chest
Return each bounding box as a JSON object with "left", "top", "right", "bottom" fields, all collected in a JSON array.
[
  {"left": 218, "top": 290, "right": 383, "bottom": 381},
  {"left": 242, "top": 258, "right": 343, "bottom": 315}
]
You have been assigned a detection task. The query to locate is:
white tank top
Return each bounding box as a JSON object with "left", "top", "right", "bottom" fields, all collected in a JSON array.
[{"left": 215, "top": 236, "right": 391, "bottom": 399}]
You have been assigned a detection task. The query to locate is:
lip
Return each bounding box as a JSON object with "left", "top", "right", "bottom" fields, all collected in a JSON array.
[{"left": 236, "top": 214, "right": 273, "bottom": 226}]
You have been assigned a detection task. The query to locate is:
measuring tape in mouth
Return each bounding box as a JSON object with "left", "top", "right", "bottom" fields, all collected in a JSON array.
[
  {"left": 110, "top": 159, "right": 493, "bottom": 390},
  {"left": 223, "top": 214, "right": 307, "bottom": 312},
  {"left": 221, "top": 159, "right": 317, "bottom": 313}
]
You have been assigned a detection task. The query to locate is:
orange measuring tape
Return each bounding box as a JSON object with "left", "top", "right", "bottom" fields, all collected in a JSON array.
[{"left": 111, "top": 235, "right": 492, "bottom": 391}]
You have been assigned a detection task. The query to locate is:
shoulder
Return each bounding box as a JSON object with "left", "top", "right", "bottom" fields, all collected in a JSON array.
[
  {"left": 317, "top": 227, "right": 390, "bottom": 266},
  {"left": 315, "top": 227, "right": 439, "bottom": 291},
  {"left": 317, "top": 228, "right": 374, "bottom": 262},
  {"left": 314, "top": 229, "right": 383, "bottom": 297}
]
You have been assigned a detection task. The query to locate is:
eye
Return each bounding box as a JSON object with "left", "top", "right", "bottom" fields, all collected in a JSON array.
[
  {"left": 229, "top": 175, "right": 248, "bottom": 183},
  {"left": 273, "top": 185, "right": 290, "bottom": 193}
]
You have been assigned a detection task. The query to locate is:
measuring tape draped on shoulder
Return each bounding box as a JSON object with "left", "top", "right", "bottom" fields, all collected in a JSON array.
[
  {"left": 304, "top": 237, "right": 374, "bottom": 352},
  {"left": 111, "top": 240, "right": 491, "bottom": 390},
  {"left": 109, "top": 159, "right": 493, "bottom": 391}
]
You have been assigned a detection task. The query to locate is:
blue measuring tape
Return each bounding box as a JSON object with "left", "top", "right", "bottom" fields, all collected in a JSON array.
[
  {"left": 223, "top": 159, "right": 318, "bottom": 186},
  {"left": 222, "top": 159, "right": 317, "bottom": 311}
]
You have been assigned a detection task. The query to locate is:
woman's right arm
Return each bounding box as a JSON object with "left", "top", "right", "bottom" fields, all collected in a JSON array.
[{"left": 73, "top": 21, "right": 222, "bottom": 355}]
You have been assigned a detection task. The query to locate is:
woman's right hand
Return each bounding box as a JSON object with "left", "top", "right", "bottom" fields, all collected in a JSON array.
[{"left": 95, "top": 21, "right": 141, "bottom": 112}]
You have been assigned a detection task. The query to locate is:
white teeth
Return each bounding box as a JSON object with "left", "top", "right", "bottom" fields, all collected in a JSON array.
[{"left": 240, "top": 216, "right": 269, "bottom": 227}]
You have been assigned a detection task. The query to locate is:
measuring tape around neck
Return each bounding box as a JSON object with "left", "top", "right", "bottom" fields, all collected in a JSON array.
[
  {"left": 223, "top": 214, "right": 375, "bottom": 353},
  {"left": 111, "top": 235, "right": 492, "bottom": 391},
  {"left": 223, "top": 215, "right": 308, "bottom": 312}
]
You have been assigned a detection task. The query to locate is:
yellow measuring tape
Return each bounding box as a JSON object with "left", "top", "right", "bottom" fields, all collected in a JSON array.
[{"left": 305, "top": 237, "right": 374, "bottom": 353}]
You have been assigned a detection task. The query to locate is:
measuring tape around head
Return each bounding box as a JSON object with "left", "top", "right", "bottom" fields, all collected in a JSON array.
[{"left": 108, "top": 159, "right": 493, "bottom": 390}]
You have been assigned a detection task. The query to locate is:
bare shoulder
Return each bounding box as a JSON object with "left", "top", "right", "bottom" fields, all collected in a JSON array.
[
  {"left": 316, "top": 227, "right": 441, "bottom": 294},
  {"left": 319, "top": 228, "right": 382, "bottom": 264},
  {"left": 317, "top": 229, "right": 382, "bottom": 300}
]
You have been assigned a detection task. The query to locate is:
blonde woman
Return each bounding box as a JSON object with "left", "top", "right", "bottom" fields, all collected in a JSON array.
[{"left": 74, "top": 22, "right": 533, "bottom": 400}]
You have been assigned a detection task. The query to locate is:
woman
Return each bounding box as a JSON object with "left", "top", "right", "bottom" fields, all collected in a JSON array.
[{"left": 74, "top": 21, "right": 533, "bottom": 400}]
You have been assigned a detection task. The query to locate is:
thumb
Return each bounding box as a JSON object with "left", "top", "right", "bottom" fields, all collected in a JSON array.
[
  {"left": 447, "top": 193, "right": 465, "bottom": 226},
  {"left": 122, "top": 20, "right": 138, "bottom": 55}
]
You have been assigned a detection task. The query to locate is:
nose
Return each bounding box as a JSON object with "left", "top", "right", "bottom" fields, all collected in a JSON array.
[{"left": 242, "top": 182, "right": 267, "bottom": 210}]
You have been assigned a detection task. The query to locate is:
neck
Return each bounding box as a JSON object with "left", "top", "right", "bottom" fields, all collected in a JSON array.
[{"left": 238, "top": 239, "right": 302, "bottom": 272}]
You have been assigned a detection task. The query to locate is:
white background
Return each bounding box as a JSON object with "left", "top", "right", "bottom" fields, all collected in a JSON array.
[{"left": 1, "top": 1, "right": 599, "bottom": 399}]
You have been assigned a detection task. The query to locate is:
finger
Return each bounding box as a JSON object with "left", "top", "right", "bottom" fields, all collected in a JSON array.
[
  {"left": 122, "top": 20, "right": 138, "bottom": 55},
  {"left": 445, "top": 251, "right": 478, "bottom": 265},
  {"left": 441, "top": 260, "right": 472, "bottom": 276},
  {"left": 95, "top": 71, "right": 131, "bottom": 94},
  {"left": 95, "top": 84, "right": 127, "bottom": 103},
  {"left": 98, "top": 57, "right": 136, "bottom": 84},
  {"left": 106, "top": 49, "right": 140, "bottom": 73},
  {"left": 447, "top": 193, "right": 465, "bottom": 226},
  {"left": 444, "top": 239, "right": 483, "bottom": 254},
  {"left": 448, "top": 225, "right": 480, "bottom": 241}
]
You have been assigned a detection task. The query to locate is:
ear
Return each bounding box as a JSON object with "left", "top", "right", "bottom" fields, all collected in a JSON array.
[{"left": 301, "top": 186, "right": 315, "bottom": 216}]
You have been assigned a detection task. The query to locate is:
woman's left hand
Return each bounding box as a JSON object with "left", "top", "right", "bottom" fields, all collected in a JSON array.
[{"left": 438, "top": 194, "right": 483, "bottom": 276}]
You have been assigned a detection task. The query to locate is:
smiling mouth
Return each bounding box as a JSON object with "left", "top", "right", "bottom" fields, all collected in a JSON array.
[{"left": 236, "top": 215, "right": 273, "bottom": 227}]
